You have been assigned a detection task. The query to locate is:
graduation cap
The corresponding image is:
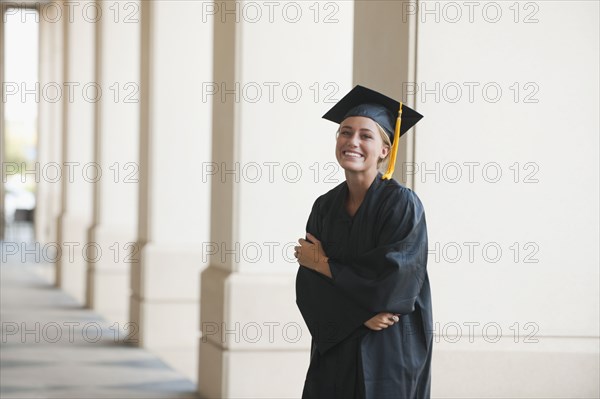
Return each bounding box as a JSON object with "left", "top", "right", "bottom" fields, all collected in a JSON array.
[{"left": 322, "top": 85, "right": 423, "bottom": 180}]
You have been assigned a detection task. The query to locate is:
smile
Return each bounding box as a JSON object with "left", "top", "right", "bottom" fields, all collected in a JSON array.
[{"left": 342, "top": 150, "right": 364, "bottom": 158}]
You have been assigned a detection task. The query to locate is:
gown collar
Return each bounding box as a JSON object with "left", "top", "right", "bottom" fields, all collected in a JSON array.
[{"left": 337, "top": 172, "right": 384, "bottom": 222}]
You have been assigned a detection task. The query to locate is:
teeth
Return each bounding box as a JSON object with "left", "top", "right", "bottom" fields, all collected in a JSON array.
[{"left": 344, "top": 151, "right": 362, "bottom": 157}]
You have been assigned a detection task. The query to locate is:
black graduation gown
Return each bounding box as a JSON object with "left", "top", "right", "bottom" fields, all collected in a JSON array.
[{"left": 296, "top": 173, "right": 433, "bottom": 399}]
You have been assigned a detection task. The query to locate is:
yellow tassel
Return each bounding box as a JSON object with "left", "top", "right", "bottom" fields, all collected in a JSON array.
[{"left": 381, "top": 102, "right": 403, "bottom": 180}]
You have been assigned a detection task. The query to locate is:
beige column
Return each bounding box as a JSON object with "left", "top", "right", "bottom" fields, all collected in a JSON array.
[
  {"left": 130, "top": 0, "right": 212, "bottom": 381},
  {"left": 199, "top": 2, "right": 354, "bottom": 397},
  {"left": 37, "top": 4, "right": 64, "bottom": 258},
  {"left": 353, "top": 0, "right": 418, "bottom": 187},
  {"left": 85, "top": 0, "right": 140, "bottom": 327},
  {"left": 55, "top": 0, "right": 96, "bottom": 303}
]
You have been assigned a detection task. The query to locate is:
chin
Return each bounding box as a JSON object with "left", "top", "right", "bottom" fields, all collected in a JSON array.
[
  {"left": 339, "top": 162, "right": 370, "bottom": 174},
  {"left": 337, "top": 158, "right": 359, "bottom": 168}
]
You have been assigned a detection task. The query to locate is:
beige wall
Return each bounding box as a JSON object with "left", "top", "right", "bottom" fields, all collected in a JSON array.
[{"left": 415, "top": 1, "right": 599, "bottom": 397}]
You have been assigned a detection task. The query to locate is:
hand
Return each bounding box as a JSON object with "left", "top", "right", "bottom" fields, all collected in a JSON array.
[
  {"left": 295, "top": 233, "right": 331, "bottom": 278},
  {"left": 364, "top": 313, "right": 401, "bottom": 331}
]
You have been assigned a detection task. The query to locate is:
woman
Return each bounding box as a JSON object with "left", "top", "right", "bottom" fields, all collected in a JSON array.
[{"left": 295, "top": 85, "right": 433, "bottom": 399}]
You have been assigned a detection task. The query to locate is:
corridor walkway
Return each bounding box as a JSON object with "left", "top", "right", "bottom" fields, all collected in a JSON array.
[{"left": 0, "top": 243, "right": 198, "bottom": 399}]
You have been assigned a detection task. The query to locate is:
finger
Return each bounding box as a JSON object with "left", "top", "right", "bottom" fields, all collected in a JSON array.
[
  {"left": 380, "top": 314, "right": 394, "bottom": 322},
  {"left": 306, "top": 233, "right": 319, "bottom": 243},
  {"left": 298, "top": 238, "right": 310, "bottom": 246}
]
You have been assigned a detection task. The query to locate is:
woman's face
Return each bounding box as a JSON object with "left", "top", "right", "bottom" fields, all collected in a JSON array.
[{"left": 335, "top": 116, "right": 389, "bottom": 174}]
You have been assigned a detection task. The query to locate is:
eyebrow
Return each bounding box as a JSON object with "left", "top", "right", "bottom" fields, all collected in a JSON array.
[{"left": 340, "top": 125, "right": 374, "bottom": 133}]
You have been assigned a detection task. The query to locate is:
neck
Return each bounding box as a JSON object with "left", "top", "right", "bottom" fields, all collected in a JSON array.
[{"left": 344, "top": 168, "right": 379, "bottom": 202}]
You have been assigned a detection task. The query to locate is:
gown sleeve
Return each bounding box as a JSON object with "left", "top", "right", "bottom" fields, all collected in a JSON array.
[
  {"left": 328, "top": 186, "right": 429, "bottom": 315},
  {"left": 295, "top": 197, "right": 375, "bottom": 354}
]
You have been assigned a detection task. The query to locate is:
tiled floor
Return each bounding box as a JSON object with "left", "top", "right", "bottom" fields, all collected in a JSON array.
[{"left": 0, "top": 240, "right": 199, "bottom": 399}]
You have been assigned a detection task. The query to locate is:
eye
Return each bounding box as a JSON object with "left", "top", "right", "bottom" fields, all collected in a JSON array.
[
  {"left": 340, "top": 130, "right": 352, "bottom": 136},
  {"left": 361, "top": 133, "right": 373, "bottom": 140}
]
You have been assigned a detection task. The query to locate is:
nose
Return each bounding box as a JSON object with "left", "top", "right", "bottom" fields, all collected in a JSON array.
[{"left": 347, "top": 131, "right": 359, "bottom": 147}]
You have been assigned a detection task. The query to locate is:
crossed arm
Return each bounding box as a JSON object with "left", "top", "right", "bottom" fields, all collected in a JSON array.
[{"left": 295, "top": 232, "right": 401, "bottom": 331}]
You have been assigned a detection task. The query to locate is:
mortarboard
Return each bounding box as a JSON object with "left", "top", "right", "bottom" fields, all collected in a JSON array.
[{"left": 322, "top": 85, "right": 423, "bottom": 180}]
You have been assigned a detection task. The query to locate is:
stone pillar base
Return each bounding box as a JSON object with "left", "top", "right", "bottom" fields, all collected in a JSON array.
[
  {"left": 130, "top": 296, "right": 199, "bottom": 348},
  {"left": 88, "top": 269, "right": 130, "bottom": 325},
  {"left": 56, "top": 213, "right": 89, "bottom": 304},
  {"left": 200, "top": 340, "right": 308, "bottom": 399},
  {"left": 129, "top": 242, "right": 204, "bottom": 380},
  {"left": 86, "top": 224, "right": 134, "bottom": 325},
  {"left": 198, "top": 267, "right": 310, "bottom": 399}
]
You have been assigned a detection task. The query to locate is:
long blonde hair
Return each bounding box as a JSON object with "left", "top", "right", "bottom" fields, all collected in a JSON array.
[{"left": 375, "top": 122, "right": 392, "bottom": 170}]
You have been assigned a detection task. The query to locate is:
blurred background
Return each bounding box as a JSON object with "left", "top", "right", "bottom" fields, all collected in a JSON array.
[{"left": 0, "top": 0, "right": 598, "bottom": 398}]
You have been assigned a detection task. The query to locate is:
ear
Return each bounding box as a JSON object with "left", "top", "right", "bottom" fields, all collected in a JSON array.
[{"left": 380, "top": 145, "right": 390, "bottom": 159}]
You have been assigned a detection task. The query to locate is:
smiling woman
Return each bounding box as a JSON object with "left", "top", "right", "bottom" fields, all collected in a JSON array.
[{"left": 294, "top": 85, "right": 433, "bottom": 399}]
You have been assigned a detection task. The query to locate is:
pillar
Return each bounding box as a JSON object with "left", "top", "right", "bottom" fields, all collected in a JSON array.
[
  {"left": 85, "top": 0, "right": 140, "bottom": 327},
  {"left": 198, "top": 1, "right": 354, "bottom": 397},
  {"left": 353, "top": 0, "right": 418, "bottom": 187},
  {"left": 130, "top": 0, "right": 212, "bottom": 381},
  {"left": 55, "top": 0, "right": 95, "bottom": 303},
  {"left": 37, "top": 2, "right": 64, "bottom": 259}
]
